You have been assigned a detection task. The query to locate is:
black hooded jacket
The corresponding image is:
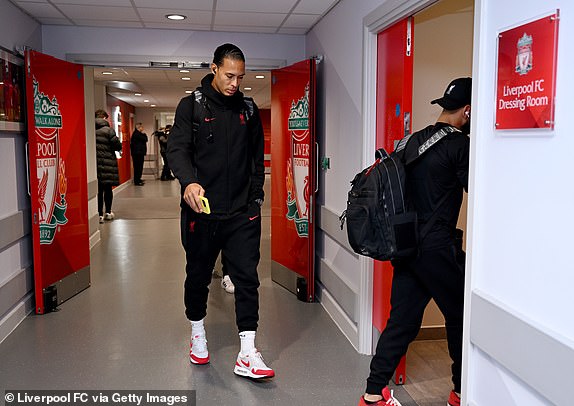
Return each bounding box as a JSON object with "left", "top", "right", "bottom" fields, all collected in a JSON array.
[{"left": 167, "top": 74, "right": 265, "bottom": 219}]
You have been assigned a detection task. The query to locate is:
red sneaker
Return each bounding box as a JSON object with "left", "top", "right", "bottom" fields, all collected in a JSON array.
[
  {"left": 447, "top": 390, "right": 461, "bottom": 406},
  {"left": 358, "top": 386, "right": 402, "bottom": 406},
  {"left": 189, "top": 333, "right": 209, "bottom": 365},
  {"left": 233, "top": 350, "right": 275, "bottom": 379}
]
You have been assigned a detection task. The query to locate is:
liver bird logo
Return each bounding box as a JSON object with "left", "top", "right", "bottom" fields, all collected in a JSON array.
[{"left": 38, "top": 169, "right": 49, "bottom": 222}]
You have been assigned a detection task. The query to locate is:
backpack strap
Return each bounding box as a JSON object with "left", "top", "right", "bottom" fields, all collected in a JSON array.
[
  {"left": 394, "top": 125, "right": 460, "bottom": 165},
  {"left": 242, "top": 96, "right": 255, "bottom": 121},
  {"left": 191, "top": 90, "right": 254, "bottom": 144},
  {"left": 416, "top": 125, "right": 460, "bottom": 156}
]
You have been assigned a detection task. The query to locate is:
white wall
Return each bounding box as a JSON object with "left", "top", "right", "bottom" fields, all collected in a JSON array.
[
  {"left": 306, "top": 0, "right": 386, "bottom": 352},
  {"left": 465, "top": 0, "right": 574, "bottom": 405},
  {"left": 0, "top": 0, "right": 42, "bottom": 52},
  {"left": 0, "top": 0, "right": 42, "bottom": 343}
]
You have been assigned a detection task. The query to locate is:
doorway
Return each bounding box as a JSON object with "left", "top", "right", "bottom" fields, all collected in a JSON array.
[{"left": 366, "top": 0, "right": 474, "bottom": 403}]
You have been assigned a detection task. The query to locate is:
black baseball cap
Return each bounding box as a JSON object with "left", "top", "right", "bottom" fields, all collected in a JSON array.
[{"left": 431, "top": 77, "right": 472, "bottom": 110}]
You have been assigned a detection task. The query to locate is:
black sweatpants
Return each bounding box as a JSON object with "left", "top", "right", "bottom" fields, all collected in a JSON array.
[
  {"left": 97, "top": 182, "right": 113, "bottom": 216},
  {"left": 181, "top": 205, "right": 261, "bottom": 332},
  {"left": 160, "top": 150, "right": 172, "bottom": 179},
  {"left": 132, "top": 154, "right": 144, "bottom": 183},
  {"left": 366, "top": 245, "right": 465, "bottom": 394}
]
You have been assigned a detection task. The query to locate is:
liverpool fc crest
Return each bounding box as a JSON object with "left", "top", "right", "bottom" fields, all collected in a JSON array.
[
  {"left": 285, "top": 83, "right": 311, "bottom": 238},
  {"left": 34, "top": 79, "right": 68, "bottom": 244},
  {"left": 515, "top": 33, "right": 533, "bottom": 75}
]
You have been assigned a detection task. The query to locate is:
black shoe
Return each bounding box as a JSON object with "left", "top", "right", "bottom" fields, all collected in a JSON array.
[{"left": 134, "top": 181, "right": 145, "bottom": 186}]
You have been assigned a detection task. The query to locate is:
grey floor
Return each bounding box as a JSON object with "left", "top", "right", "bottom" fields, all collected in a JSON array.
[{"left": 0, "top": 178, "right": 452, "bottom": 406}]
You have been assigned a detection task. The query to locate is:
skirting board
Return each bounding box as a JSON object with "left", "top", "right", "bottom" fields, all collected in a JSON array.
[
  {"left": 317, "top": 282, "right": 360, "bottom": 351},
  {"left": 0, "top": 292, "right": 33, "bottom": 344}
]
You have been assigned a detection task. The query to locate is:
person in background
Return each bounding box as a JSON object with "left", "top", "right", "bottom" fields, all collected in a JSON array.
[
  {"left": 220, "top": 254, "right": 235, "bottom": 294},
  {"left": 130, "top": 122, "right": 148, "bottom": 186},
  {"left": 358, "top": 78, "right": 472, "bottom": 406},
  {"left": 95, "top": 109, "right": 122, "bottom": 223},
  {"left": 167, "top": 43, "right": 273, "bottom": 379},
  {"left": 156, "top": 125, "right": 175, "bottom": 181}
]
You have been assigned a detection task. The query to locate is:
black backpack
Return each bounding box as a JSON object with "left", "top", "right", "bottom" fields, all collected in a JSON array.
[{"left": 340, "top": 125, "right": 459, "bottom": 261}]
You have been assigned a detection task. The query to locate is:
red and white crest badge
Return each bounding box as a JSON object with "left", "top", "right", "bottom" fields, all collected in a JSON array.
[
  {"left": 33, "top": 79, "right": 68, "bottom": 244},
  {"left": 515, "top": 33, "right": 533, "bottom": 75},
  {"left": 285, "top": 83, "right": 310, "bottom": 238}
]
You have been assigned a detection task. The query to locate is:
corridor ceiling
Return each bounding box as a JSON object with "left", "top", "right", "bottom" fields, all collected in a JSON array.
[
  {"left": 10, "top": 0, "right": 339, "bottom": 35},
  {"left": 10, "top": 0, "right": 340, "bottom": 109}
]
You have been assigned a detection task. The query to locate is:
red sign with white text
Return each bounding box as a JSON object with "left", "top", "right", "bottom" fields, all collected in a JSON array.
[
  {"left": 26, "top": 50, "right": 90, "bottom": 314},
  {"left": 496, "top": 11, "right": 560, "bottom": 130}
]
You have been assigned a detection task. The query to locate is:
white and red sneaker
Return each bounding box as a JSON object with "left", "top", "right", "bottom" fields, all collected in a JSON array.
[
  {"left": 189, "top": 333, "right": 209, "bottom": 365},
  {"left": 233, "top": 350, "right": 275, "bottom": 379},
  {"left": 447, "top": 390, "right": 460, "bottom": 406},
  {"left": 358, "top": 387, "right": 402, "bottom": 406}
]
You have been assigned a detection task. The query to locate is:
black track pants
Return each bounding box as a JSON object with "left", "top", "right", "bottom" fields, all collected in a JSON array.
[
  {"left": 181, "top": 205, "right": 261, "bottom": 332},
  {"left": 366, "top": 245, "right": 465, "bottom": 394}
]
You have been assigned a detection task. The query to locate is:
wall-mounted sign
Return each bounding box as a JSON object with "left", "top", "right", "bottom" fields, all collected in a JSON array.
[{"left": 495, "top": 11, "right": 560, "bottom": 130}]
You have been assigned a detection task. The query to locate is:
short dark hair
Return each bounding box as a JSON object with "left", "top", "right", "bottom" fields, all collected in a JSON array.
[
  {"left": 95, "top": 109, "right": 108, "bottom": 119},
  {"left": 213, "top": 43, "right": 245, "bottom": 67}
]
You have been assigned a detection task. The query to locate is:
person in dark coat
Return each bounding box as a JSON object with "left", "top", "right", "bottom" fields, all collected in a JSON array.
[
  {"left": 156, "top": 125, "right": 175, "bottom": 181},
  {"left": 95, "top": 109, "right": 122, "bottom": 222},
  {"left": 130, "top": 122, "right": 148, "bottom": 186}
]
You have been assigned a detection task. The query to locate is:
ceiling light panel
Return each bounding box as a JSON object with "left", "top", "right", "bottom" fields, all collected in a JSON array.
[
  {"left": 282, "top": 14, "right": 320, "bottom": 28},
  {"left": 293, "top": 0, "right": 340, "bottom": 14},
  {"left": 14, "top": 2, "right": 64, "bottom": 19},
  {"left": 56, "top": 5, "right": 139, "bottom": 21},
  {"left": 138, "top": 9, "right": 211, "bottom": 23},
  {"left": 214, "top": 11, "right": 286, "bottom": 27},
  {"left": 132, "top": 0, "right": 213, "bottom": 10},
  {"left": 216, "top": 0, "right": 297, "bottom": 13}
]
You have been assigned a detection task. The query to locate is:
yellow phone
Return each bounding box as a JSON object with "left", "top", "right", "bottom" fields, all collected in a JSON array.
[{"left": 199, "top": 196, "right": 211, "bottom": 214}]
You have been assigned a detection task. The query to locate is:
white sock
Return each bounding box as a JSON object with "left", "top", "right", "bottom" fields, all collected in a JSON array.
[
  {"left": 190, "top": 319, "right": 205, "bottom": 337},
  {"left": 239, "top": 330, "right": 256, "bottom": 354}
]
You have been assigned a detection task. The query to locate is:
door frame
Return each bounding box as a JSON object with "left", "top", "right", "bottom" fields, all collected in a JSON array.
[{"left": 359, "top": 0, "right": 438, "bottom": 355}]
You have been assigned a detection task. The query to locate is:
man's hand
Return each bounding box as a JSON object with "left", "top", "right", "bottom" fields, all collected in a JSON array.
[{"left": 184, "top": 183, "right": 206, "bottom": 213}]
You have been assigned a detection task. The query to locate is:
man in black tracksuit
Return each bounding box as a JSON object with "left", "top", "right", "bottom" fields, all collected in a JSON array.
[
  {"left": 167, "top": 43, "right": 274, "bottom": 379},
  {"left": 359, "top": 78, "right": 471, "bottom": 406},
  {"left": 130, "top": 122, "right": 147, "bottom": 186}
]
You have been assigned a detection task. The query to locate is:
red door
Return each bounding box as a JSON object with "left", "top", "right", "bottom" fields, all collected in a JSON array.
[
  {"left": 270, "top": 59, "right": 317, "bottom": 301},
  {"left": 374, "top": 17, "right": 414, "bottom": 384},
  {"left": 25, "top": 50, "right": 90, "bottom": 314}
]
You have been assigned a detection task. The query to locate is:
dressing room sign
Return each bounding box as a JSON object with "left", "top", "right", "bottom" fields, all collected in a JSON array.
[{"left": 495, "top": 11, "right": 560, "bottom": 130}]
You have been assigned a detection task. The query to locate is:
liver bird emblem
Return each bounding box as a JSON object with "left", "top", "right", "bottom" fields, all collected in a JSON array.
[{"left": 38, "top": 169, "right": 49, "bottom": 222}]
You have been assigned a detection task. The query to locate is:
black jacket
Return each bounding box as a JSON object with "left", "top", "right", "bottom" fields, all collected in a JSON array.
[
  {"left": 155, "top": 130, "right": 168, "bottom": 154},
  {"left": 130, "top": 129, "right": 148, "bottom": 156},
  {"left": 403, "top": 123, "right": 469, "bottom": 249},
  {"left": 95, "top": 118, "right": 122, "bottom": 186},
  {"left": 167, "top": 74, "right": 265, "bottom": 219}
]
